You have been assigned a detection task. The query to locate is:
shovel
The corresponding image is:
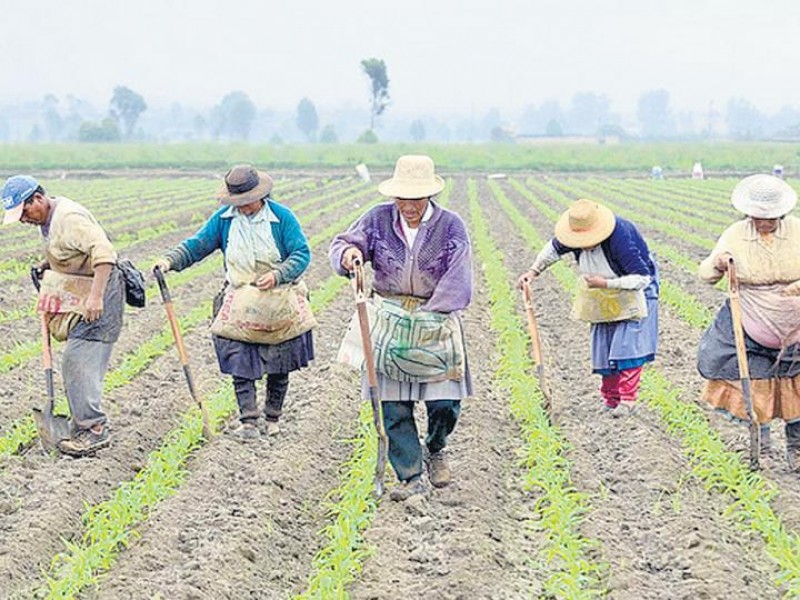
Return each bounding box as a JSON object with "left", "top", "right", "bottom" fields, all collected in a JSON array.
[
  {"left": 522, "top": 279, "right": 552, "bottom": 417},
  {"left": 154, "top": 267, "right": 213, "bottom": 440},
  {"left": 351, "top": 258, "right": 389, "bottom": 498},
  {"left": 727, "top": 257, "right": 760, "bottom": 470},
  {"left": 32, "top": 313, "right": 72, "bottom": 451}
]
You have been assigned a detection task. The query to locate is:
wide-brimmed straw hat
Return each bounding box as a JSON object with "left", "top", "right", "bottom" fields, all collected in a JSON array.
[
  {"left": 216, "top": 164, "right": 274, "bottom": 206},
  {"left": 377, "top": 155, "right": 445, "bottom": 199},
  {"left": 554, "top": 199, "right": 616, "bottom": 248},
  {"left": 731, "top": 174, "right": 797, "bottom": 218}
]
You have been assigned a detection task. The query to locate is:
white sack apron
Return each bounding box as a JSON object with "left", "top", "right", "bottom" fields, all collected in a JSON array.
[
  {"left": 571, "top": 280, "right": 648, "bottom": 323},
  {"left": 37, "top": 270, "right": 92, "bottom": 341},
  {"left": 337, "top": 294, "right": 465, "bottom": 383},
  {"left": 210, "top": 280, "right": 317, "bottom": 345}
]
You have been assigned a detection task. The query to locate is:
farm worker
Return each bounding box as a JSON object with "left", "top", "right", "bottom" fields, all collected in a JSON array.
[
  {"left": 2, "top": 175, "right": 124, "bottom": 456},
  {"left": 330, "top": 155, "right": 473, "bottom": 501},
  {"left": 518, "top": 199, "right": 659, "bottom": 416},
  {"left": 697, "top": 174, "right": 800, "bottom": 465},
  {"left": 152, "top": 165, "right": 314, "bottom": 440}
]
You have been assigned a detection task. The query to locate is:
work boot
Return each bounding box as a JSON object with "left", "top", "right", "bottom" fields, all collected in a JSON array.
[
  {"left": 427, "top": 451, "right": 451, "bottom": 488},
  {"left": 230, "top": 422, "right": 260, "bottom": 441},
  {"left": 786, "top": 422, "right": 800, "bottom": 471},
  {"left": 58, "top": 425, "right": 111, "bottom": 457},
  {"left": 389, "top": 476, "right": 428, "bottom": 502}
]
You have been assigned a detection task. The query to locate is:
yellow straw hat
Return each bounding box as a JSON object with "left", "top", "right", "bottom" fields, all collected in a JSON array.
[{"left": 554, "top": 199, "right": 616, "bottom": 248}]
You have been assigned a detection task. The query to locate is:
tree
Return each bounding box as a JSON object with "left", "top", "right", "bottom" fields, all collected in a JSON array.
[
  {"left": 78, "top": 118, "right": 121, "bottom": 142},
  {"left": 361, "top": 58, "right": 390, "bottom": 130},
  {"left": 637, "top": 89, "right": 675, "bottom": 139},
  {"left": 568, "top": 92, "right": 611, "bottom": 135},
  {"left": 545, "top": 119, "right": 563, "bottom": 137},
  {"left": 490, "top": 126, "right": 515, "bottom": 143},
  {"left": 296, "top": 98, "right": 319, "bottom": 142},
  {"left": 319, "top": 124, "right": 338, "bottom": 143},
  {"left": 409, "top": 119, "right": 426, "bottom": 142},
  {"left": 110, "top": 86, "right": 147, "bottom": 139},
  {"left": 213, "top": 91, "right": 257, "bottom": 141},
  {"left": 518, "top": 100, "right": 563, "bottom": 136},
  {"left": 726, "top": 97, "right": 765, "bottom": 140},
  {"left": 42, "top": 94, "right": 63, "bottom": 141},
  {"left": 357, "top": 129, "right": 379, "bottom": 144}
]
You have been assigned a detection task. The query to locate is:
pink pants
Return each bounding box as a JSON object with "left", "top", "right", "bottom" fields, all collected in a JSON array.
[{"left": 600, "top": 366, "right": 643, "bottom": 408}]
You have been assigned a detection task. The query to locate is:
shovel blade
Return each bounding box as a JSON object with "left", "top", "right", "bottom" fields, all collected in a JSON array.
[{"left": 32, "top": 407, "right": 71, "bottom": 452}]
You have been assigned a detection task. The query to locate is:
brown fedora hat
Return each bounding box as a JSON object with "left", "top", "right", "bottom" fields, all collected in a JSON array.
[
  {"left": 554, "top": 199, "right": 616, "bottom": 248},
  {"left": 216, "top": 164, "right": 274, "bottom": 206}
]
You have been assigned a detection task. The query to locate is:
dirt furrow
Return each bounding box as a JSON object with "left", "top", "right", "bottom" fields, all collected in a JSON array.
[
  {"left": 0, "top": 185, "right": 345, "bottom": 431},
  {"left": 87, "top": 291, "right": 361, "bottom": 600},
  {"left": 0, "top": 234, "right": 336, "bottom": 597},
  {"left": 487, "top": 178, "right": 777, "bottom": 599},
  {"left": 350, "top": 178, "right": 547, "bottom": 600}
]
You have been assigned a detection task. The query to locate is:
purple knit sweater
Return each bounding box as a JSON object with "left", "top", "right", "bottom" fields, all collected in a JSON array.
[{"left": 329, "top": 201, "right": 473, "bottom": 313}]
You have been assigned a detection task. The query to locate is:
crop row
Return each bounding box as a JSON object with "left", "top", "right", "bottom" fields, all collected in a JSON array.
[
  {"left": 39, "top": 272, "right": 349, "bottom": 599},
  {"left": 296, "top": 178, "right": 454, "bottom": 598},
  {"left": 468, "top": 179, "right": 604, "bottom": 597},
  {"left": 487, "top": 177, "right": 800, "bottom": 596},
  {"left": 0, "top": 180, "right": 380, "bottom": 455},
  {"left": 22, "top": 180, "right": 385, "bottom": 597}
]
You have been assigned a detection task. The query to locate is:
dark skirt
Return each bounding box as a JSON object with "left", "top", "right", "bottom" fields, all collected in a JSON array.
[
  {"left": 698, "top": 300, "right": 800, "bottom": 381},
  {"left": 213, "top": 330, "right": 314, "bottom": 380}
]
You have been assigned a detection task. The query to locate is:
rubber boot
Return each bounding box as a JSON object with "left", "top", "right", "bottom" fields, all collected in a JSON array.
[
  {"left": 760, "top": 425, "right": 771, "bottom": 455},
  {"left": 785, "top": 422, "right": 800, "bottom": 471}
]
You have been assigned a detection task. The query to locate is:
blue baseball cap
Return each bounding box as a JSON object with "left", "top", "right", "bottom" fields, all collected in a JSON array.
[{"left": 2, "top": 175, "right": 39, "bottom": 225}]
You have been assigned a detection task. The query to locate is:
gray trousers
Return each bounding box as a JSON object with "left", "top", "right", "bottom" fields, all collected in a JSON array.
[{"left": 62, "top": 337, "right": 113, "bottom": 430}]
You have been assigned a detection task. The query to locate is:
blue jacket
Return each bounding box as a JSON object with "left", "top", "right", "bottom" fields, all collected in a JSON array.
[
  {"left": 553, "top": 216, "right": 659, "bottom": 295},
  {"left": 167, "top": 200, "right": 310, "bottom": 285}
]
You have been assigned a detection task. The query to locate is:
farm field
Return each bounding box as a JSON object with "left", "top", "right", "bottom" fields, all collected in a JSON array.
[{"left": 2, "top": 171, "right": 800, "bottom": 599}]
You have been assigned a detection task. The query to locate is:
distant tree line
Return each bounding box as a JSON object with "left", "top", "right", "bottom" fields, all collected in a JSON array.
[{"left": 5, "top": 73, "right": 800, "bottom": 144}]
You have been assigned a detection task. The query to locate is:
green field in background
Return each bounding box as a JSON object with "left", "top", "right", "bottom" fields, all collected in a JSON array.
[{"left": 0, "top": 141, "right": 797, "bottom": 173}]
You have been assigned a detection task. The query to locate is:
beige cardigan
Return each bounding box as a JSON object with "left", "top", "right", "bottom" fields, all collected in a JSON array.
[
  {"left": 44, "top": 197, "right": 117, "bottom": 276},
  {"left": 699, "top": 215, "right": 800, "bottom": 289}
]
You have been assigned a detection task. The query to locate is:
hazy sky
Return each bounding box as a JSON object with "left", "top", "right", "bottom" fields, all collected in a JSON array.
[{"left": 2, "top": 0, "right": 798, "bottom": 117}]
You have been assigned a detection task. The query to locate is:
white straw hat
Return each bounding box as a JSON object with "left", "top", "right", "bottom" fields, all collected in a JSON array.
[
  {"left": 731, "top": 174, "right": 797, "bottom": 218},
  {"left": 377, "top": 155, "right": 445, "bottom": 199}
]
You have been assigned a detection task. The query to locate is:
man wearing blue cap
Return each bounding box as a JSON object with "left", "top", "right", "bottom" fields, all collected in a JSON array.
[{"left": 2, "top": 175, "right": 124, "bottom": 456}]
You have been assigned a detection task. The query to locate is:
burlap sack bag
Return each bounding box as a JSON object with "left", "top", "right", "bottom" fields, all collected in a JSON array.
[
  {"left": 210, "top": 280, "right": 317, "bottom": 345},
  {"left": 37, "top": 270, "right": 92, "bottom": 341}
]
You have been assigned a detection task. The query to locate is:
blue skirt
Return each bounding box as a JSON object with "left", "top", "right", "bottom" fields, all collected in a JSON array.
[
  {"left": 590, "top": 295, "right": 658, "bottom": 375},
  {"left": 213, "top": 330, "right": 314, "bottom": 380}
]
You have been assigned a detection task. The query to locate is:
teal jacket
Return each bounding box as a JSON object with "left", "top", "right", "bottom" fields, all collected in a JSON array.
[{"left": 166, "top": 200, "right": 310, "bottom": 285}]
